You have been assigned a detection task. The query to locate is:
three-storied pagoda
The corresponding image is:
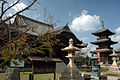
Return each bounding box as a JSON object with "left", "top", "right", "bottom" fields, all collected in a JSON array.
[{"left": 91, "top": 18, "right": 118, "bottom": 64}]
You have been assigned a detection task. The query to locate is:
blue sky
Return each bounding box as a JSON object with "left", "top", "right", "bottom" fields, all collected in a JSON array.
[{"left": 6, "top": 0, "right": 120, "bottom": 51}]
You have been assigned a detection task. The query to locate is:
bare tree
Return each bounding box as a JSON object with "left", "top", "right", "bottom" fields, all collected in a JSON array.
[
  {"left": 0, "top": 0, "right": 37, "bottom": 25},
  {"left": 0, "top": 0, "right": 38, "bottom": 53}
]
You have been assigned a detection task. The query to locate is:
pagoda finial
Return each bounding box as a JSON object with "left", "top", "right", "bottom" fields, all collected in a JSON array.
[
  {"left": 101, "top": 17, "right": 105, "bottom": 29},
  {"left": 66, "top": 23, "right": 68, "bottom": 26}
]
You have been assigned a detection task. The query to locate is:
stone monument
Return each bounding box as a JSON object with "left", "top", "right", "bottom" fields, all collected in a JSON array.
[
  {"left": 109, "top": 50, "right": 120, "bottom": 73},
  {"left": 59, "top": 38, "right": 83, "bottom": 80}
]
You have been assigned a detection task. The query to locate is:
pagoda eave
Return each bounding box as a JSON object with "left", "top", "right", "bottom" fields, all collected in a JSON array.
[
  {"left": 92, "top": 33, "right": 115, "bottom": 36},
  {"left": 91, "top": 42, "right": 118, "bottom": 45},
  {"left": 91, "top": 39, "right": 118, "bottom": 45},
  {"left": 91, "top": 49, "right": 112, "bottom": 53}
]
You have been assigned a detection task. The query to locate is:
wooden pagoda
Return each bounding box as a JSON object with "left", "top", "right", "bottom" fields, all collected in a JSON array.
[{"left": 91, "top": 18, "right": 118, "bottom": 64}]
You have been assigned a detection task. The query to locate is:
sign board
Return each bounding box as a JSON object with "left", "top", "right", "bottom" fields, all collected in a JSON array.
[
  {"left": 10, "top": 59, "right": 24, "bottom": 67},
  {"left": 97, "top": 52, "right": 101, "bottom": 62}
]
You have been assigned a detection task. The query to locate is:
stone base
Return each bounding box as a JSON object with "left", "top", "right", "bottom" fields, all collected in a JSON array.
[
  {"left": 109, "top": 65, "right": 120, "bottom": 73},
  {"left": 59, "top": 67, "right": 83, "bottom": 80}
]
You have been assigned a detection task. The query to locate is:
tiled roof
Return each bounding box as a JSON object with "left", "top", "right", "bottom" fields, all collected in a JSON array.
[
  {"left": 50, "top": 25, "right": 72, "bottom": 34},
  {"left": 15, "top": 15, "right": 53, "bottom": 36},
  {"left": 15, "top": 15, "right": 87, "bottom": 48},
  {"left": 50, "top": 25, "right": 87, "bottom": 48},
  {"left": 28, "top": 56, "right": 62, "bottom": 62},
  {"left": 17, "top": 15, "right": 52, "bottom": 26},
  {"left": 92, "top": 28, "right": 115, "bottom": 36}
]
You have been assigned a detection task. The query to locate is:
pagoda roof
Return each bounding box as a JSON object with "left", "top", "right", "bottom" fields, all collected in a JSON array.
[
  {"left": 91, "top": 48, "right": 112, "bottom": 53},
  {"left": 91, "top": 39, "right": 118, "bottom": 45},
  {"left": 92, "top": 28, "right": 115, "bottom": 36}
]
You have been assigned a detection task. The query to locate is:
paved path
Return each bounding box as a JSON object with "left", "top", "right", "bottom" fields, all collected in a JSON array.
[{"left": 107, "top": 76, "right": 120, "bottom": 80}]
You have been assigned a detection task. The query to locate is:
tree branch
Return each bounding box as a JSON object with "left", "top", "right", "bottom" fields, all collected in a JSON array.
[
  {"left": 0, "top": 1, "right": 5, "bottom": 19},
  {"left": 0, "top": 0, "right": 37, "bottom": 25},
  {"left": 0, "top": 0, "right": 20, "bottom": 20}
]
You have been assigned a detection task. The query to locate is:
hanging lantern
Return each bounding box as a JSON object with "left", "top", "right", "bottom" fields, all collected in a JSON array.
[{"left": 97, "top": 52, "right": 101, "bottom": 62}]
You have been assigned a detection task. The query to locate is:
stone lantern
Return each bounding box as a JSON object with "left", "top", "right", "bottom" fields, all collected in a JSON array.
[
  {"left": 109, "top": 50, "right": 120, "bottom": 73},
  {"left": 59, "top": 38, "right": 83, "bottom": 80},
  {"left": 91, "top": 54, "right": 100, "bottom": 78}
]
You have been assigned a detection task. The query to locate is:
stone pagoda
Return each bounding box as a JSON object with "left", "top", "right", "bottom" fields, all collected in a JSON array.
[
  {"left": 59, "top": 38, "right": 84, "bottom": 80},
  {"left": 91, "top": 18, "right": 118, "bottom": 64}
]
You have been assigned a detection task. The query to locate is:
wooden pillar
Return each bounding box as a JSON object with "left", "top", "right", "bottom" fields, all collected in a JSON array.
[
  {"left": 29, "top": 74, "right": 34, "bottom": 80},
  {"left": 53, "top": 62, "right": 56, "bottom": 80},
  {"left": 53, "top": 72, "right": 56, "bottom": 80},
  {"left": 32, "top": 61, "right": 34, "bottom": 80}
]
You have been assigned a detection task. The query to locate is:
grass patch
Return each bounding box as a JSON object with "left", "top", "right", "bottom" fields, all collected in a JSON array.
[
  {"left": 0, "top": 73, "right": 4, "bottom": 80},
  {"left": 0, "top": 72, "right": 61, "bottom": 80},
  {"left": 79, "top": 69, "right": 91, "bottom": 75},
  {"left": 91, "top": 79, "right": 99, "bottom": 80},
  {"left": 102, "top": 72, "right": 120, "bottom": 77}
]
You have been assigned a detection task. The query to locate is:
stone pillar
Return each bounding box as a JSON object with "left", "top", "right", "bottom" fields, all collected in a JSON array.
[
  {"left": 4, "top": 67, "right": 20, "bottom": 80},
  {"left": 59, "top": 38, "right": 83, "bottom": 80}
]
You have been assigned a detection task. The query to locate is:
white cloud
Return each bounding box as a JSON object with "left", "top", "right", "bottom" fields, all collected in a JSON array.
[
  {"left": 70, "top": 10, "right": 100, "bottom": 32},
  {"left": 11, "top": 1, "right": 27, "bottom": 12},
  {"left": 80, "top": 45, "right": 96, "bottom": 57},
  {"left": 8, "top": 13, "right": 15, "bottom": 23},
  {"left": 81, "top": 37, "right": 88, "bottom": 41},
  {"left": 111, "top": 27, "right": 120, "bottom": 43},
  {"left": 87, "top": 44, "right": 96, "bottom": 51},
  {"left": 112, "top": 35, "right": 120, "bottom": 43},
  {"left": 115, "top": 27, "right": 120, "bottom": 33}
]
